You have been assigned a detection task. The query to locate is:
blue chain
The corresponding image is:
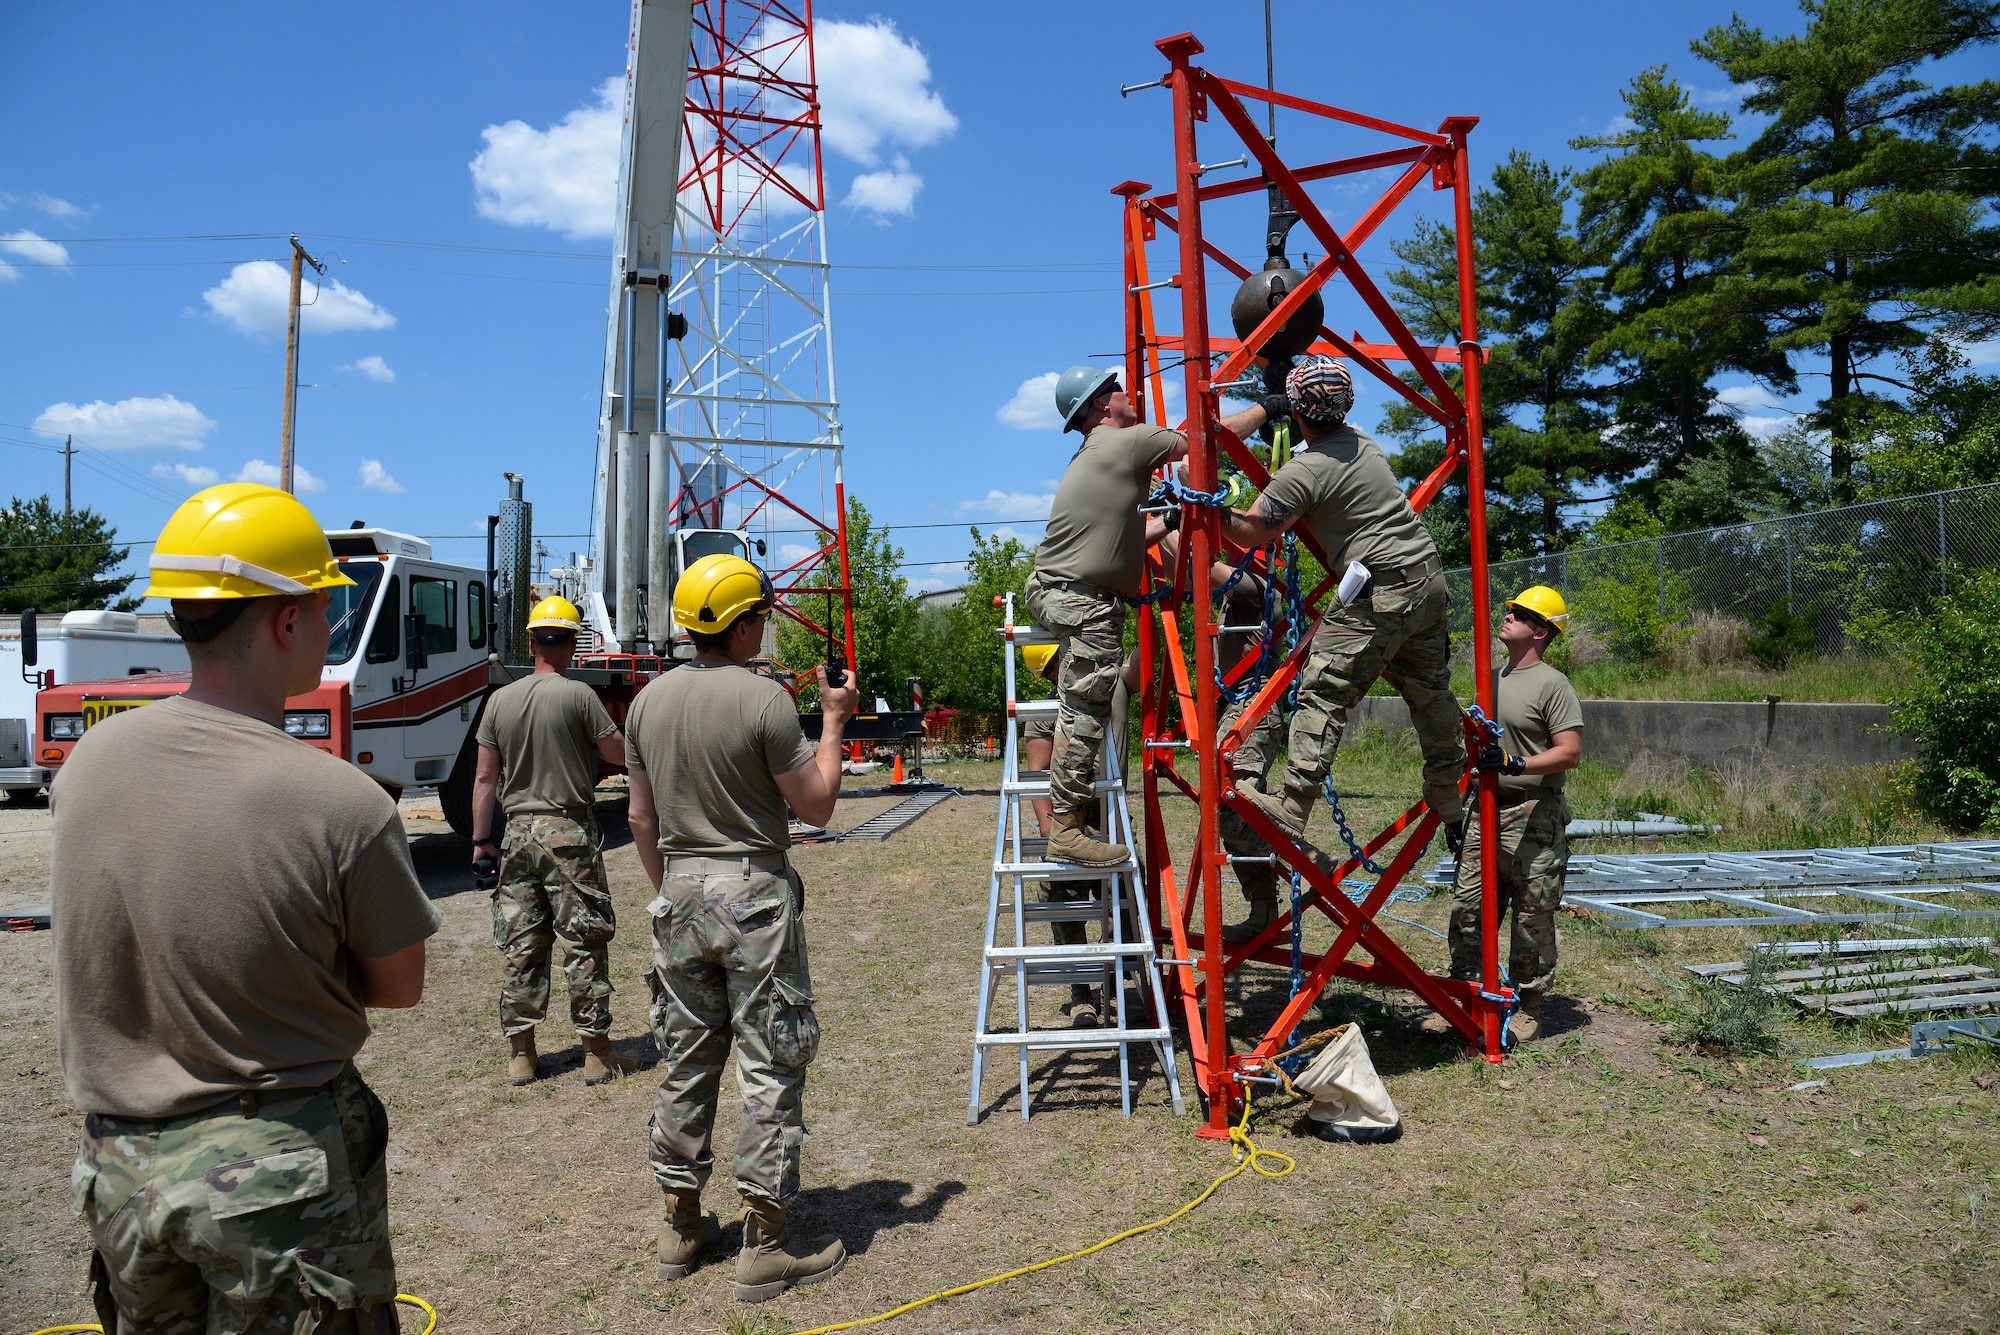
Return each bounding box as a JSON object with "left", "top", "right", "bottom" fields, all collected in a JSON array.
[{"left": 1278, "top": 868, "right": 1306, "bottom": 1071}]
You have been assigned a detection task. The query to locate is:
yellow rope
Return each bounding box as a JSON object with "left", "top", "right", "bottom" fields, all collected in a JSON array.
[
  {"left": 31, "top": 1293, "right": 436, "bottom": 1335},
  {"left": 788, "top": 1092, "right": 1295, "bottom": 1335}
]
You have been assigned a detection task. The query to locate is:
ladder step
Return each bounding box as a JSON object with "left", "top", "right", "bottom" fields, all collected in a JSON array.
[
  {"left": 995, "top": 860, "right": 1138, "bottom": 878},
  {"left": 976, "top": 1027, "right": 1172, "bottom": 1047},
  {"left": 1001, "top": 777, "right": 1124, "bottom": 796},
  {"left": 993, "top": 963, "right": 1116, "bottom": 986},
  {"left": 986, "top": 943, "right": 1155, "bottom": 960},
  {"left": 1005, "top": 902, "right": 1111, "bottom": 922}
]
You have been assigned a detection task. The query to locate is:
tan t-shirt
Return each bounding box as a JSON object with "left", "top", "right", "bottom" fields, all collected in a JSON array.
[
  {"left": 625, "top": 661, "right": 816, "bottom": 856},
  {"left": 1495, "top": 660, "right": 1585, "bottom": 795},
  {"left": 1033, "top": 423, "right": 1181, "bottom": 595},
  {"left": 1257, "top": 423, "right": 1436, "bottom": 583},
  {"left": 52, "top": 694, "right": 441, "bottom": 1118},
  {"left": 476, "top": 671, "right": 619, "bottom": 819}
]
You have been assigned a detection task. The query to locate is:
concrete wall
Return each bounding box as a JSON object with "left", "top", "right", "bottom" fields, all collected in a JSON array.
[{"left": 1351, "top": 695, "right": 1912, "bottom": 771}]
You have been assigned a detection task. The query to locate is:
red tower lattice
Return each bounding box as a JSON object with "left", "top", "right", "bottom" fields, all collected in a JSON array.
[{"left": 1118, "top": 33, "right": 1507, "bottom": 1139}]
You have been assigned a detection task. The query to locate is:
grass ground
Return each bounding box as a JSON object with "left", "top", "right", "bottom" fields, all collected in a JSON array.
[{"left": 3, "top": 735, "right": 1996, "bottom": 1334}]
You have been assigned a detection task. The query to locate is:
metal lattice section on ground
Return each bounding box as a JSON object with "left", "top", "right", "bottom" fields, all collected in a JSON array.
[
  {"left": 1688, "top": 940, "right": 1999, "bottom": 1019},
  {"left": 1477, "top": 841, "right": 2000, "bottom": 929}
]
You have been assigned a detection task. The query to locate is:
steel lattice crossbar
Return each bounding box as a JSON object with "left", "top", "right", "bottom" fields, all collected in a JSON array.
[{"left": 1125, "top": 31, "right": 1508, "bottom": 1140}]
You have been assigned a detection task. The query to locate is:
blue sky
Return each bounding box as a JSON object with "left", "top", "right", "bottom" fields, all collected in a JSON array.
[{"left": 0, "top": 0, "right": 1947, "bottom": 600}]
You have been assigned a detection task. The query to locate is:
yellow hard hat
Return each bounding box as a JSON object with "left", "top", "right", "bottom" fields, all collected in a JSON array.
[
  {"left": 672, "top": 553, "right": 774, "bottom": 633},
  {"left": 1506, "top": 585, "right": 1568, "bottom": 634},
  {"left": 144, "top": 483, "right": 354, "bottom": 600},
  {"left": 526, "top": 594, "right": 583, "bottom": 633},
  {"left": 1022, "top": 643, "right": 1059, "bottom": 673}
]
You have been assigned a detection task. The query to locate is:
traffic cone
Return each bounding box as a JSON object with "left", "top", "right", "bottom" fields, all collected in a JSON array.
[
  {"left": 986, "top": 736, "right": 995, "bottom": 757},
  {"left": 892, "top": 753, "right": 905, "bottom": 785}
]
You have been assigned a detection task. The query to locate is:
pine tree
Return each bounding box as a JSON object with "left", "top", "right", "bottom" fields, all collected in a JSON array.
[
  {"left": 0, "top": 496, "right": 138, "bottom": 614},
  {"left": 1382, "top": 153, "right": 1626, "bottom": 559},
  {"left": 1572, "top": 67, "right": 1791, "bottom": 500},
  {"left": 1691, "top": 0, "right": 2000, "bottom": 501}
]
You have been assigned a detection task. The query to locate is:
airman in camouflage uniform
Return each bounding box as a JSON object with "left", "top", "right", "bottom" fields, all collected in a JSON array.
[
  {"left": 1429, "top": 587, "right": 1584, "bottom": 1043},
  {"left": 472, "top": 598, "right": 629, "bottom": 1086},
  {"left": 624, "top": 552, "right": 858, "bottom": 1303},
  {"left": 1222, "top": 356, "right": 1467, "bottom": 840}
]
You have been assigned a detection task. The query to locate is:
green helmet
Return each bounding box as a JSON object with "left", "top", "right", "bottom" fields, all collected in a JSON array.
[{"left": 1054, "top": 364, "right": 1119, "bottom": 432}]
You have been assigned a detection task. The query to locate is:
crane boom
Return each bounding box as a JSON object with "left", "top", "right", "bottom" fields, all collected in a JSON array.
[{"left": 587, "top": 0, "right": 694, "bottom": 652}]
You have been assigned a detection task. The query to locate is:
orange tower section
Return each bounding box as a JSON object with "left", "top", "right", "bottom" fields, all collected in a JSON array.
[{"left": 1119, "top": 33, "right": 1508, "bottom": 1139}]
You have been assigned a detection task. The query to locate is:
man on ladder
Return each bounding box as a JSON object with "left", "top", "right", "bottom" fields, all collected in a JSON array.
[
  {"left": 623, "top": 554, "right": 858, "bottom": 1303},
  {"left": 471, "top": 594, "right": 633, "bottom": 1086},
  {"left": 1027, "top": 365, "right": 1275, "bottom": 866}
]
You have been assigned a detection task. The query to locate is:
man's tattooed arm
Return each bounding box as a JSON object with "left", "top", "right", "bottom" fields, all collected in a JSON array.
[{"left": 1224, "top": 492, "right": 1296, "bottom": 545}]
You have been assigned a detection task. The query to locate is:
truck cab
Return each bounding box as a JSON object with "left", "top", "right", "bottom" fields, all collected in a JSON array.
[
  {"left": 3, "top": 610, "right": 189, "bottom": 798},
  {"left": 654, "top": 527, "right": 759, "bottom": 660}
]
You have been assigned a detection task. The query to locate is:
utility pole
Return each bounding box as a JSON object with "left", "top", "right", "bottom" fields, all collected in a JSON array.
[
  {"left": 279, "top": 234, "right": 325, "bottom": 495},
  {"left": 61, "top": 435, "right": 75, "bottom": 513}
]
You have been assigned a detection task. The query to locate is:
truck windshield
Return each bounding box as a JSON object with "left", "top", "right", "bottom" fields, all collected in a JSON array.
[
  {"left": 683, "top": 531, "right": 748, "bottom": 565},
  {"left": 325, "top": 562, "right": 384, "bottom": 664}
]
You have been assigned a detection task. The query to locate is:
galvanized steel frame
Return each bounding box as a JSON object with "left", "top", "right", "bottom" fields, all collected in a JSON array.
[{"left": 1124, "top": 32, "right": 1506, "bottom": 1139}]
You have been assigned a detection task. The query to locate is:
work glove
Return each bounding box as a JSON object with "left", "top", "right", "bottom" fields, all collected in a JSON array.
[
  {"left": 1160, "top": 507, "right": 1181, "bottom": 532},
  {"left": 1444, "top": 814, "right": 1466, "bottom": 860},
  {"left": 1479, "top": 741, "right": 1527, "bottom": 777},
  {"left": 1261, "top": 356, "right": 1293, "bottom": 397},
  {"left": 1257, "top": 392, "right": 1291, "bottom": 425}
]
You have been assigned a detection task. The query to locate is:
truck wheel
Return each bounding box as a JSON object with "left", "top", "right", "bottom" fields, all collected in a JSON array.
[{"left": 440, "top": 735, "right": 477, "bottom": 839}]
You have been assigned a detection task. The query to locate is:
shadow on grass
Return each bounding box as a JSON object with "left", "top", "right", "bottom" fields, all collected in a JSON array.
[{"left": 707, "top": 1177, "right": 968, "bottom": 1258}]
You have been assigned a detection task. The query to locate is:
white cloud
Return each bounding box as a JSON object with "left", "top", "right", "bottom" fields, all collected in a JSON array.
[
  {"left": 909, "top": 562, "right": 966, "bottom": 593},
  {"left": 150, "top": 462, "right": 221, "bottom": 488},
  {"left": 812, "top": 19, "right": 958, "bottom": 167},
  {"left": 474, "top": 17, "right": 955, "bottom": 236},
  {"left": 1600, "top": 114, "right": 1636, "bottom": 136},
  {"left": 1695, "top": 83, "right": 1749, "bottom": 107},
  {"left": 997, "top": 372, "right": 1063, "bottom": 430},
  {"left": 843, "top": 157, "right": 923, "bottom": 217},
  {"left": 470, "top": 76, "right": 622, "bottom": 239},
  {"left": 358, "top": 459, "right": 404, "bottom": 493},
  {"left": 777, "top": 543, "right": 818, "bottom": 567},
  {"left": 0, "top": 230, "right": 70, "bottom": 281},
  {"left": 341, "top": 355, "right": 395, "bottom": 383},
  {"left": 957, "top": 489, "right": 1055, "bottom": 521},
  {"left": 33, "top": 394, "right": 216, "bottom": 451},
  {"left": 202, "top": 260, "right": 396, "bottom": 339},
  {"left": 235, "top": 458, "right": 326, "bottom": 493},
  {"left": 1714, "top": 384, "right": 1798, "bottom": 439},
  {"left": 1957, "top": 338, "right": 2000, "bottom": 368}
]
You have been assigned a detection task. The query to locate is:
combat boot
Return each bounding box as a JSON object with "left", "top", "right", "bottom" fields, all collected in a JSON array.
[
  {"left": 507, "top": 1030, "right": 538, "bottom": 1086},
  {"left": 1067, "top": 984, "right": 1100, "bottom": 1028},
  {"left": 734, "top": 1197, "right": 847, "bottom": 1303},
  {"left": 581, "top": 1034, "right": 635, "bottom": 1085},
  {"left": 1508, "top": 991, "right": 1544, "bottom": 1044},
  {"left": 1223, "top": 862, "right": 1278, "bottom": 944},
  {"left": 657, "top": 1189, "right": 721, "bottom": 1281},
  {"left": 1047, "top": 810, "right": 1128, "bottom": 867},
  {"left": 1244, "top": 780, "right": 1316, "bottom": 841}
]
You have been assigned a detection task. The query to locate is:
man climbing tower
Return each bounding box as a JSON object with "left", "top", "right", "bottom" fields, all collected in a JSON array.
[
  {"left": 1027, "top": 364, "right": 1275, "bottom": 867},
  {"left": 624, "top": 553, "right": 857, "bottom": 1303},
  {"left": 1220, "top": 353, "right": 1468, "bottom": 840},
  {"left": 53, "top": 483, "right": 439, "bottom": 1332},
  {"left": 1422, "top": 585, "right": 1582, "bottom": 1043},
  {"left": 472, "top": 593, "right": 632, "bottom": 1086}
]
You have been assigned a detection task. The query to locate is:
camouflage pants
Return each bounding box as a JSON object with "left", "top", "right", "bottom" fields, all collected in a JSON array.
[
  {"left": 1023, "top": 573, "right": 1126, "bottom": 817},
  {"left": 648, "top": 857, "right": 819, "bottom": 1204},
  {"left": 1448, "top": 792, "right": 1569, "bottom": 994},
  {"left": 492, "top": 813, "right": 617, "bottom": 1037},
  {"left": 1281, "top": 571, "right": 1466, "bottom": 822},
  {"left": 69, "top": 1072, "right": 399, "bottom": 1334}
]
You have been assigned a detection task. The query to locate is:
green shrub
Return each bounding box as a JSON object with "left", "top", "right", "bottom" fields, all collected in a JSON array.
[
  {"left": 1888, "top": 567, "right": 2000, "bottom": 830},
  {"left": 1745, "top": 601, "right": 1816, "bottom": 670},
  {"left": 1669, "top": 948, "right": 1780, "bottom": 1053},
  {"left": 1576, "top": 565, "right": 1690, "bottom": 664}
]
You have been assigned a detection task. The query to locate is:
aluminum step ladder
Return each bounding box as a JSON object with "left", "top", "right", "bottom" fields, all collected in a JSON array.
[{"left": 967, "top": 599, "right": 1184, "bottom": 1123}]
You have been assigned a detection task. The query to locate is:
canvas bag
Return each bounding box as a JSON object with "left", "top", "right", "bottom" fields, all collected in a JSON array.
[{"left": 1292, "top": 1023, "right": 1402, "bottom": 1142}]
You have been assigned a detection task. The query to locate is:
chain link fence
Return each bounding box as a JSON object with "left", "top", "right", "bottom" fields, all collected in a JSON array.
[{"left": 1443, "top": 482, "right": 2000, "bottom": 650}]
